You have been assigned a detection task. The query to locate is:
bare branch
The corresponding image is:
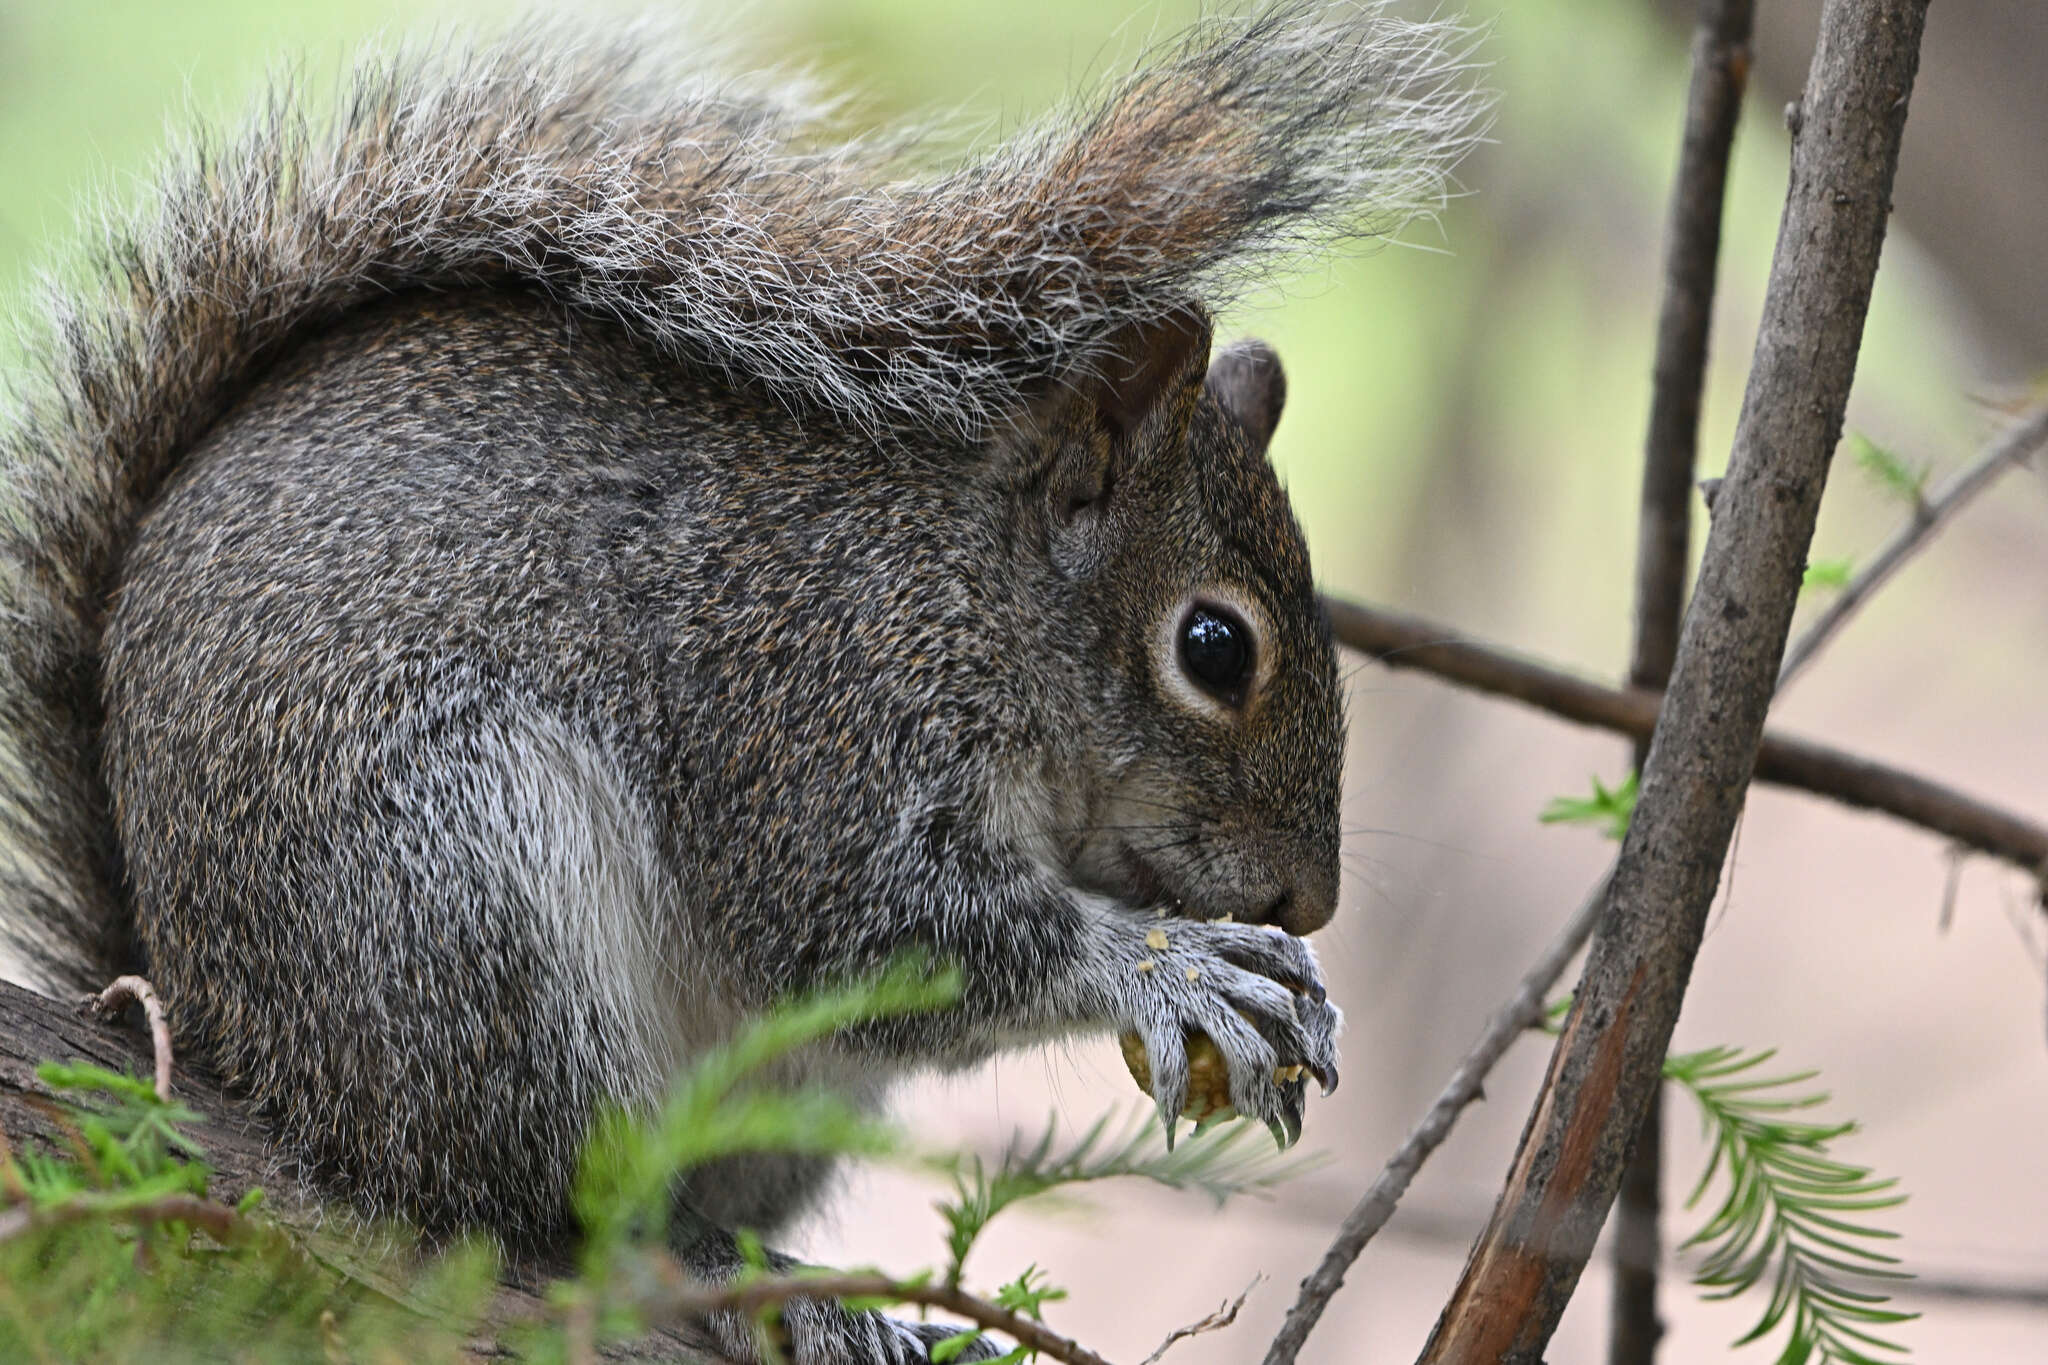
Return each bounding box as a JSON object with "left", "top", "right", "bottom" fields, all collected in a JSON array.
[
  {"left": 1631, "top": 0, "right": 1756, "bottom": 698},
  {"left": 1325, "top": 595, "right": 2048, "bottom": 879},
  {"left": 1616, "top": 5, "right": 1755, "bottom": 1353},
  {"left": 89, "top": 975, "right": 173, "bottom": 1102},
  {"left": 0, "top": 1190, "right": 249, "bottom": 1247},
  {"left": 1778, "top": 401, "right": 2048, "bottom": 688},
  {"left": 1260, "top": 875, "right": 1610, "bottom": 1365},
  {"left": 1142, "top": 1278, "right": 1259, "bottom": 1365},
  {"left": 1417, "top": 4, "right": 1930, "bottom": 1358}
]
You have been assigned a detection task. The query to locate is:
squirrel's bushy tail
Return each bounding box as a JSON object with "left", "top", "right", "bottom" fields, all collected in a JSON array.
[{"left": 0, "top": 1, "right": 1486, "bottom": 990}]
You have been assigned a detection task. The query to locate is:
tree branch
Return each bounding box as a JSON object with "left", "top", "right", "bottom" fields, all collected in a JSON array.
[
  {"left": 1417, "top": 4, "right": 1930, "bottom": 1358},
  {"left": 1269, "top": 398, "right": 2046, "bottom": 1363},
  {"left": 1615, "top": 5, "right": 1755, "bottom": 1355},
  {"left": 1630, "top": 0, "right": 1755, "bottom": 700},
  {"left": 1778, "top": 401, "right": 2048, "bottom": 688},
  {"left": 1324, "top": 595, "right": 2048, "bottom": 880}
]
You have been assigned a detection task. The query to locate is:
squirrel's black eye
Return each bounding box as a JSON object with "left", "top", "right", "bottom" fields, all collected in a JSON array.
[{"left": 1179, "top": 606, "right": 1254, "bottom": 705}]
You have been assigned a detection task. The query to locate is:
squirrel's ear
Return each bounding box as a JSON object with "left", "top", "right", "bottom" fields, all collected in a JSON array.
[
  {"left": 1086, "top": 307, "right": 1214, "bottom": 442},
  {"left": 1203, "top": 339, "right": 1287, "bottom": 454}
]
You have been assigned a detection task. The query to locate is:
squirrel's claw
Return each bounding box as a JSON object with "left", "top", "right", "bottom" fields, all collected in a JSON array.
[
  {"left": 1141, "top": 1025, "right": 1192, "bottom": 1147},
  {"left": 1274, "top": 1079, "right": 1306, "bottom": 1149}
]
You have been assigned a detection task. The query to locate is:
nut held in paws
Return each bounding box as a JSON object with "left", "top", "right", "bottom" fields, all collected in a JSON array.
[{"left": 1118, "top": 1030, "right": 1309, "bottom": 1124}]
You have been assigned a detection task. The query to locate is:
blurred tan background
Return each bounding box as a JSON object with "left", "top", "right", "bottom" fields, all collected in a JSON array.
[{"left": 3, "top": 1, "right": 2043, "bottom": 1361}]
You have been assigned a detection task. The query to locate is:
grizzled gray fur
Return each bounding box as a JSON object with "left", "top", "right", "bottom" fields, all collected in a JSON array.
[{"left": 0, "top": 4, "right": 1484, "bottom": 1360}]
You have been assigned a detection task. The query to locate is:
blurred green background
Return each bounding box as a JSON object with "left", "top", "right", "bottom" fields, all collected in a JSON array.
[{"left": 0, "top": 0, "right": 1994, "bottom": 678}]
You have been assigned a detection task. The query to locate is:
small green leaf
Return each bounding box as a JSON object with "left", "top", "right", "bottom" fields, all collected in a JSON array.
[
  {"left": 992, "top": 1265, "right": 1067, "bottom": 1322},
  {"left": 1538, "top": 771, "right": 1638, "bottom": 841},
  {"left": 734, "top": 1227, "right": 770, "bottom": 1275},
  {"left": 1847, "top": 434, "right": 1929, "bottom": 506},
  {"left": 931, "top": 1329, "right": 985, "bottom": 1362},
  {"left": 931, "top": 1110, "right": 1316, "bottom": 1283},
  {"left": 1802, "top": 558, "right": 1854, "bottom": 592}
]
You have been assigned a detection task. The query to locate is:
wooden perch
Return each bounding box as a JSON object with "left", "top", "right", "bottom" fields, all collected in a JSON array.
[{"left": 0, "top": 976, "right": 725, "bottom": 1363}]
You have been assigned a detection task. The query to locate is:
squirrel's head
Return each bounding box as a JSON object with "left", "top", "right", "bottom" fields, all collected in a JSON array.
[{"left": 1000, "top": 307, "right": 1343, "bottom": 937}]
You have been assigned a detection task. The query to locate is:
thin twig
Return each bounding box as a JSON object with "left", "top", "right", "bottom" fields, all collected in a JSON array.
[
  {"left": 1631, "top": 0, "right": 1755, "bottom": 697},
  {"left": 1324, "top": 594, "right": 2048, "bottom": 879},
  {"left": 0, "top": 1191, "right": 248, "bottom": 1246},
  {"left": 1419, "top": 4, "right": 1930, "bottom": 1357},
  {"left": 1778, "top": 401, "right": 2048, "bottom": 688},
  {"left": 647, "top": 1269, "right": 1113, "bottom": 1365},
  {"left": 90, "top": 975, "right": 172, "bottom": 1102},
  {"left": 1141, "top": 1277, "right": 1259, "bottom": 1365},
  {"left": 1260, "top": 874, "right": 1610, "bottom": 1365},
  {"left": 1264, "top": 1191, "right": 2048, "bottom": 1313},
  {"left": 1616, "top": 4, "right": 1755, "bottom": 1354}
]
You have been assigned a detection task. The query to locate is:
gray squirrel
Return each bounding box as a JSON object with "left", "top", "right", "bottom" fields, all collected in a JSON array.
[{"left": 0, "top": 3, "right": 1482, "bottom": 1360}]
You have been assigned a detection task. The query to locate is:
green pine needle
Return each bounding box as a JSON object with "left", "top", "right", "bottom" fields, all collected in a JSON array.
[
  {"left": 1667, "top": 1044, "right": 1916, "bottom": 1365},
  {"left": 1539, "top": 770, "right": 1638, "bottom": 841},
  {"left": 2, "top": 1063, "right": 498, "bottom": 1363},
  {"left": 572, "top": 957, "right": 958, "bottom": 1255},
  {"left": 1847, "top": 434, "right": 1930, "bottom": 507},
  {"left": 932, "top": 1108, "right": 1318, "bottom": 1285}
]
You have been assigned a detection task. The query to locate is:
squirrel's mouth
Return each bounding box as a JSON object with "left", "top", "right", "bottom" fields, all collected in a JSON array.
[
  {"left": 1069, "top": 828, "right": 1309, "bottom": 931},
  {"left": 1069, "top": 839, "right": 1206, "bottom": 921}
]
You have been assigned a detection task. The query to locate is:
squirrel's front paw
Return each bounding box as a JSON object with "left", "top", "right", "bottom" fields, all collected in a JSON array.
[{"left": 1107, "top": 918, "right": 1341, "bottom": 1147}]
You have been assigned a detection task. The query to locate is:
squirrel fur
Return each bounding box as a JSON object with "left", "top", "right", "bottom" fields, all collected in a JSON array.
[{"left": 0, "top": 4, "right": 1483, "bottom": 1360}]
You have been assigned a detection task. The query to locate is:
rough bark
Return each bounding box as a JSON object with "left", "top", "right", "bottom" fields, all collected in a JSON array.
[
  {"left": 1415, "top": 2, "right": 1931, "bottom": 1359},
  {"left": 1613, "top": 5, "right": 1756, "bottom": 1356}
]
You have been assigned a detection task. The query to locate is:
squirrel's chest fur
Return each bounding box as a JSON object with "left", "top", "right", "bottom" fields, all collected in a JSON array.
[{"left": 97, "top": 289, "right": 1067, "bottom": 1236}]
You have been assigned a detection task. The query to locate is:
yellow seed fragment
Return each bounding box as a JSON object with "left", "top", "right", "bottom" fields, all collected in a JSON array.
[
  {"left": 1144, "top": 928, "right": 1169, "bottom": 950},
  {"left": 1136, "top": 959, "right": 1155, "bottom": 972},
  {"left": 1185, "top": 966, "right": 1201, "bottom": 982}
]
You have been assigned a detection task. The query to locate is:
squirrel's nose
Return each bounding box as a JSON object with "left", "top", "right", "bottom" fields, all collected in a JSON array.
[{"left": 1264, "top": 856, "right": 1338, "bottom": 936}]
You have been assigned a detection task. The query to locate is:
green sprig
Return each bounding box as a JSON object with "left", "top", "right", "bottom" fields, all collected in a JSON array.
[
  {"left": 932, "top": 1108, "right": 1316, "bottom": 1286},
  {"left": 1667, "top": 1044, "right": 1915, "bottom": 1365},
  {"left": 1848, "top": 434, "right": 1930, "bottom": 507},
  {"left": 1802, "top": 558, "right": 1854, "bottom": 592},
  {"left": 1539, "top": 770, "right": 1638, "bottom": 841}
]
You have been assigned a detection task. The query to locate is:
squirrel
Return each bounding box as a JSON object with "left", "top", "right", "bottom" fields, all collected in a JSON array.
[{"left": 0, "top": 4, "right": 1482, "bottom": 1361}]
